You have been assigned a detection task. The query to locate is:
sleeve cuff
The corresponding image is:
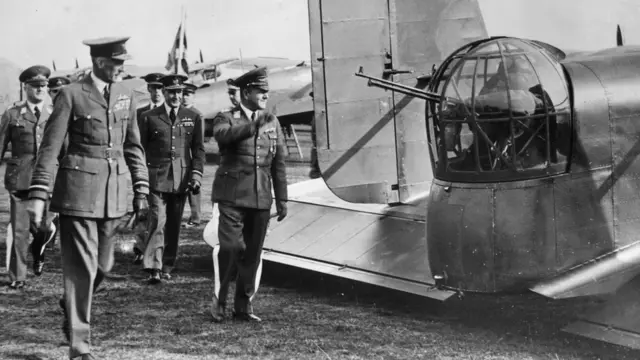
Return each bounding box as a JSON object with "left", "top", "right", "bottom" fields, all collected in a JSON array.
[
  {"left": 191, "top": 170, "right": 203, "bottom": 183},
  {"left": 29, "top": 189, "right": 49, "bottom": 201},
  {"left": 133, "top": 183, "right": 149, "bottom": 195}
]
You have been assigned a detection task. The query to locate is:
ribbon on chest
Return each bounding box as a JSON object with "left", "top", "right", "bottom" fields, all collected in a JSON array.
[{"left": 112, "top": 94, "right": 131, "bottom": 112}]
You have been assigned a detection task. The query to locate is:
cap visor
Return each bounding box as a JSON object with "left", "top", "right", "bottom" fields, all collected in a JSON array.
[
  {"left": 112, "top": 53, "right": 132, "bottom": 60},
  {"left": 26, "top": 80, "right": 48, "bottom": 86},
  {"left": 164, "top": 85, "right": 186, "bottom": 90}
]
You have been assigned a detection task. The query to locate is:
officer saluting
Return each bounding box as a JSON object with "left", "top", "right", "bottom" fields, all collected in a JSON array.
[
  {"left": 138, "top": 74, "right": 205, "bottom": 284},
  {"left": 210, "top": 67, "right": 288, "bottom": 323},
  {"left": 27, "top": 37, "right": 149, "bottom": 360},
  {"left": 0, "top": 65, "right": 59, "bottom": 288}
]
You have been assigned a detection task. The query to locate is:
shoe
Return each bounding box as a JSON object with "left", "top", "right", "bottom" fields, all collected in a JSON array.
[
  {"left": 133, "top": 248, "right": 143, "bottom": 265},
  {"left": 183, "top": 221, "right": 200, "bottom": 229},
  {"left": 232, "top": 311, "right": 262, "bottom": 322},
  {"left": 33, "top": 260, "right": 44, "bottom": 276},
  {"left": 9, "top": 281, "right": 25, "bottom": 289},
  {"left": 160, "top": 271, "right": 172, "bottom": 280},
  {"left": 59, "top": 298, "right": 70, "bottom": 342},
  {"left": 147, "top": 270, "right": 161, "bottom": 285},
  {"left": 210, "top": 298, "right": 226, "bottom": 323}
]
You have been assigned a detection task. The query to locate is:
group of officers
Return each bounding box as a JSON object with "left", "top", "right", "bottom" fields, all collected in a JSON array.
[{"left": 1, "top": 36, "right": 289, "bottom": 360}]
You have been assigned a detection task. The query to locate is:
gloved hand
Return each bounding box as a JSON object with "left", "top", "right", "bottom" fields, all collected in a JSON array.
[
  {"left": 27, "top": 198, "right": 46, "bottom": 230},
  {"left": 133, "top": 193, "right": 149, "bottom": 222},
  {"left": 188, "top": 179, "right": 201, "bottom": 195},
  {"left": 276, "top": 200, "right": 287, "bottom": 222}
]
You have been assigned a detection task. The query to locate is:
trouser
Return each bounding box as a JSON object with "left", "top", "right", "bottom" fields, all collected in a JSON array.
[
  {"left": 7, "top": 191, "right": 55, "bottom": 282},
  {"left": 214, "top": 204, "right": 269, "bottom": 313},
  {"left": 59, "top": 215, "right": 119, "bottom": 358},
  {"left": 187, "top": 191, "right": 202, "bottom": 224},
  {"left": 143, "top": 191, "right": 187, "bottom": 273}
]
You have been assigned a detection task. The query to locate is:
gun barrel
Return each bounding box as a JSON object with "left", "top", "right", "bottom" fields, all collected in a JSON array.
[{"left": 354, "top": 69, "right": 441, "bottom": 102}]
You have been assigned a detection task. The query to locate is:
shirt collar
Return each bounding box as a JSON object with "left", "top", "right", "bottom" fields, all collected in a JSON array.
[
  {"left": 164, "top": 102, "right": 180, "bottom": 117},
  {"left": 240, "top": 102, "right": 257, "bottom": 120},
  {"left": 150, "top": 100, "right": 164, "bottom": 109},
  {"left": 26, "top": 100, "right": 43, "bottom": 114},
  {"left": 90, "top": 71, "right": 108, "bottom": 94}
]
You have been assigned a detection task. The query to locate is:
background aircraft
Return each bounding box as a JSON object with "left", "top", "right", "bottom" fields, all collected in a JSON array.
[{"left": 243, "top": 0, "right": 640, "bottom": 351}]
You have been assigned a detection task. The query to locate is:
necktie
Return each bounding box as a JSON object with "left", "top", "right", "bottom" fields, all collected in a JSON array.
[
  {"left": 251, "top": 112, "right": 256, "bottom": 122},
  {"left": 170, "top": 108, "right": 176, "bottom": 123},
  {"left": 34, "top": 106, "right": 40, "bottom": 120},
  {"left": 103, "top": 85, "right": 110, "bottom": 103}
]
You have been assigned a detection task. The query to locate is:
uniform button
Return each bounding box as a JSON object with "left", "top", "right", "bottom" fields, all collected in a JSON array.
[
  {"left": 172, "top": 126, "right": 175, "bottom": 129},
  {"left": 74, "top": 166, "right": 79, "bottom": 169},
  {"left": 108, "top": 110, "right": 112, "bottom": 114},
  {"left": 108, "top": 142, "right": 113, "bottom": 147},
  {"left": 172, "top": 136, "right": 175, "bottom": 139},
  {"left": 109, "top": 126, "right": 113, "bottom": 130},
  {"left": 87, "top": 115, "right": 92, "bottom": 119},
  {"left": 171, "top": 146, "right": 175, "bottom": 149},
  {"left": 257, "top": 146, "right": 261, "bottom": 149}
]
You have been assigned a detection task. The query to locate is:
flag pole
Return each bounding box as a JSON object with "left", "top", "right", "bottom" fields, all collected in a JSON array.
[{"left": 176, "top": 6, "right": 184, "bottom": 75}]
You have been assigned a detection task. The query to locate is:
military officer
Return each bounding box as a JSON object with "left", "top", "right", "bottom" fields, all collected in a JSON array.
[
  {"left": 131, "top": 72, "right": 166, "bottom": 264},
  {"left": 0, "top": 65, "right": 59, "bottom": 288},
  {"left": 27, "top": 37, "right": 150, "bottom": 360},
  {"left": 48, "top": 76, "right": 71, "bottom": 101},
  {"left": 138, "top": 74, "right": 205, "bottom": 284},
  {"left": 210, "top": 67, "right": 288, "bottom": 323},
  {"left": 226, "top": 78, "right": 241, "bottom": 108},
  {"left": 181, "top": 81, "right": 204, "bottom": 229}
]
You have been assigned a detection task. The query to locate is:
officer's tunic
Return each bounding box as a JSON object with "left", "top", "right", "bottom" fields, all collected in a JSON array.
[
  {"left": 185, "top": 104, "right": 204, "bottom": 224},
  {"left": 211, "top": 106, "right": 287, "bottom": 313},
  {"left": 138, "top": 104, "right": 205, "bottom": 272},
  {"left": 28, "top": 74, "right": 149, "bottom": 357},
  {"left": 0, "top": 101, "right": 55, "bottom": 282}
]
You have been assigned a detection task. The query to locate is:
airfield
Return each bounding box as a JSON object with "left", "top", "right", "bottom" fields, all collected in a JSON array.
[{"left": 0, "top": 129, "right": 638, "bottom": 360}]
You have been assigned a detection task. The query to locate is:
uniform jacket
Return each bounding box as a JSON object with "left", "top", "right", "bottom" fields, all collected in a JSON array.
[
  {"left": 29, "top": 74, "right": 149, "bottom": 219},
  {"left": 0, "top": 101, "right": 55, "bottom": 191},
  {"left": 211, "top": 106, "right": 287, "bottom": 209},
  {"left": 138, "top": 105, "right": 205, "bottom": 193},
  {"left": 136, "top": 102, "right": 162, "bottom": 121}
]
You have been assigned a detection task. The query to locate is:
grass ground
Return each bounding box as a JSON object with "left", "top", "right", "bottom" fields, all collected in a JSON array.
[{"left": 1, "top": 160, "right": 639, "bottom": 360}]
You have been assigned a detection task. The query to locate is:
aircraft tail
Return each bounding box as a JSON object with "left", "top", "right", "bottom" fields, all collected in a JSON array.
[{"left": 309, "top": 0, "right": 487, "bottom": 204}]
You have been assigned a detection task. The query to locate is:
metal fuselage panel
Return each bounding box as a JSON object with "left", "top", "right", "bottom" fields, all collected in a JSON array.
[{"left": 427, "top": 52, "right": 640, "bottom": 293}]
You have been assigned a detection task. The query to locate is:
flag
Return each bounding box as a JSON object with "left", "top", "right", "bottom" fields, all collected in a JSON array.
[{"left": 165, "top": 14, "right": 189, "bottom": 74}]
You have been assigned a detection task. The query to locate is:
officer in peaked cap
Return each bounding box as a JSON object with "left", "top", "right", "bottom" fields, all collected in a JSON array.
[
  {"left": 181, "top": 81, "right": 204, "bottom": 229},
  {"left": 27, "top": 36, "right": 149, "bottom": 360},
  {"left": 209, "top": 66, "right": 287, "bottom": 323},
  {"left": 0, "top": 65, "right": 59, "bottom": 289},
  {"left": 129, "top": 72, "right": 167, "bottom": 265},
  {"left": 138, "top": 73, "right": 205, "bottom": 284},
  {"left": 48, "top": 76, "right": 71, "bottom": 100}
]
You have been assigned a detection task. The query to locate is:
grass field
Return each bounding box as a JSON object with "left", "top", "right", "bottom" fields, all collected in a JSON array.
[{"left": 1, "top": 160, "right": 640, "bottom": 360}]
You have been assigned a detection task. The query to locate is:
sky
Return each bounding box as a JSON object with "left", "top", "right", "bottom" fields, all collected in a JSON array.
[
  {"left": 0, "top": 0, "right": 312, "bottom": 69},
  {"left": 1, "top": 0, "right": 640, "bottom": 70}
]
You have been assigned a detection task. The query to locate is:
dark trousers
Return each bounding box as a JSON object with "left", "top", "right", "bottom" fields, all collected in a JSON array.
[
  {"left": 143, "top": 191, "right": 187, "bottom": 273},
  {"left": 187, "top": 191, "right": 202, "bottom": 224},
  {"left": 7, "top": 191, "right": 55, "bottom": 282},
  {"left": 214, "top": 204, "right": 270, "bottom": 313},
  {"left": 59, "top": 215, "right": 119, "bottom": 358}
]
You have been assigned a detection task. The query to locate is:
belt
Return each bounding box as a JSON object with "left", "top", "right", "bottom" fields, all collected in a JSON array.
[{"left": 66, "top": 143, "right": 123, "bottom": 160}]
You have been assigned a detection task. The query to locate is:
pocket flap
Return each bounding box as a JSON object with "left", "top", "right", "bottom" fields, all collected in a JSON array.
[
  {"left": 117, "top": 157, "right": 128, "bottom": 174},
  {"left": 59, "top": 156, "right": 99, "bottom": 174}
]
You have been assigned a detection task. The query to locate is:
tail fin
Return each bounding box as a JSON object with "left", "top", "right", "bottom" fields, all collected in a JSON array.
[
  {"left": 309, "top": 0, "right": 487, "bottom": 203},
  {"left": 617, "top": 24, "right": 624, "bottom": 47}
]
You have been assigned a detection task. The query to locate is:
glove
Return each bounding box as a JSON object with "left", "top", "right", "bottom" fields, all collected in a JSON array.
[
  {"left": 27, "top": 198, "right": 46, "bottom": 230},
  {"left": 188, "top": 179, "right": 201, "bottom": 195},
  {"left": 133, "top": 193, "right": 149, "bottom": 222},
  {"left": 276, "top": 200, "right": 287, "bottom": 222}
]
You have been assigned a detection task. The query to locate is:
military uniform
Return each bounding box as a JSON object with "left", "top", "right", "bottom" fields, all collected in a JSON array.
[
  {"left": 28, "top": 37, "right": 149, "bottom": 359},
  {"left": 48, "top": 76, "right": 71, "bottom": 102},
  {"left": 132, "top": 72, "right": 165, "bottom": 263},
  {"left": 211, "top": 67, "right": 288, "bottom": 320},
  {"left": 138, "top": 75, "right": 205, "bottom": 279},
  {"left": 183, "top": 82, "right": 204, "bottom": 227},
  {"left": 0, "top": 65, "right": 58, "bottom": 286}
]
